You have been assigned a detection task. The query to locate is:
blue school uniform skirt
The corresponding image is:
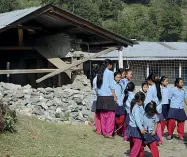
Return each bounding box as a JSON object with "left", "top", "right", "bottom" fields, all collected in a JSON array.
[
  {"left": 115, "top": 105, "right": 126, "bottom": 116},
  {"left": 125, "top": 113, "right": 130, "bottom": 125},
  {"left": 91, "top": 101, "right": 96, "bottom": 112},
  {"left": 96, "top": 96, "right": 116, "bottom": 111},
  {"left": 126, "top": 125, "right": 142, "bottom": 139},
  {"left": 167, "top": 108, "right": 187, "bottom": 121},
  {"left": 143, "top": 133, "right": 160, "bottom": 145},
  {"left": 162, "top": 104, "right": 170, "bottom": 120},
  {"left": 157, "top": 113, "right": 164, "bottom": 121}
]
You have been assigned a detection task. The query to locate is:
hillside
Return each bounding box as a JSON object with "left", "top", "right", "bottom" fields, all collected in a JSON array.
[{"left": 0, "top": 0, "right": 187, "bottom": 41}]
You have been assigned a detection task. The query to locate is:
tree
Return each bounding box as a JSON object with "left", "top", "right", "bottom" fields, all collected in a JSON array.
[
  {"left": 99, "top": 0, "right": 123, "bottom": 20},
  {"left": 159, "top": 4, "right": 183, "bottom": 41},
  {"left": 0, "top": 0, "right": 21, "bottom": 13},
  {"left": 41, "top": 0, "right": 101, "bottom": 25}
]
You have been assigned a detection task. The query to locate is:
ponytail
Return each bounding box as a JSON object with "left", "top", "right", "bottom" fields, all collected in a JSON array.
[
  {"left": 124, "top": 88, "right": 129, "bottom": 104},
  {"left": 155, "top": 80, "right": 162, "bottom": 101},
  {"left": 123, "top": 82, "right": 135, "bottom": 103},
  {"left": 147, "top": 73, "right": 162, "bottom": 101},
  {"left": 130, "top": 98, "right": 136, "bottom": 112},
  {"left": 96, "top": 59, "right": 112, "bottom": 89}
]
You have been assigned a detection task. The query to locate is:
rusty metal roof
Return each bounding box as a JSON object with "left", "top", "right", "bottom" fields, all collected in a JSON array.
[{"left": 0, "top": 3, "right": 134, "bottom": 47}]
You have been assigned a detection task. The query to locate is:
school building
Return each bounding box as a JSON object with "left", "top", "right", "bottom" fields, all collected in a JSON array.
[
  {"left": 83, "top": 42, "right": 187, "bottom": 86},
  {"left": 0, "top": 3, "right": 134, "bottom": 88}
]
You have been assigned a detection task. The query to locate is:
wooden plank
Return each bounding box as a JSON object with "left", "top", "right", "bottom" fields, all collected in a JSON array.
[
  {"left": 35, "top": 46, "right": 72, "bottom": 78},
  {"left": 36, "top": 47, "right": 117, "bottom": 83},
  {"left": 18, "top": 28, "right": 23, "bottom": 46},
  {"left": 0, "top": 47, "right": 33, "bottom": 50},
  {"left": 0, "top": 68, "right": 82, "bottom": 75},
  {"left": 18, "top": 25, "right": 43, "bottom": 31}
]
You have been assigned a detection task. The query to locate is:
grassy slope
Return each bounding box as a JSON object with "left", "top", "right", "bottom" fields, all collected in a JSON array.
[
  {"left": 0, "top": 115, "right": 127, "bottom": 157},
  {"left": 0, "top": 114, "right": 187, "bottom": 157}
]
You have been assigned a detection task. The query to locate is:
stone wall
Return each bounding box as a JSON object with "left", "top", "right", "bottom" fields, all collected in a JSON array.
[{"left": 0, "top": 75, "right": 94, "bottom": 124}]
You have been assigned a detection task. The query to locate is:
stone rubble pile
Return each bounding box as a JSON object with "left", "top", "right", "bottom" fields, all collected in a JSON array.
[{"left": 0, "top": 75, "right": 94, "bottom": 124}]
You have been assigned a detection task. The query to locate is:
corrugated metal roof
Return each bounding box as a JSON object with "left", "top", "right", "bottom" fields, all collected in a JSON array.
[
  {"left": 0, "top": 6, "right": 40, "bottom": 29},
  {"left": 0, "top": 4, "right": 134, "bottom": 47},
  {"left": 87, "top": 42, "right": 187, "bottom": 60}
]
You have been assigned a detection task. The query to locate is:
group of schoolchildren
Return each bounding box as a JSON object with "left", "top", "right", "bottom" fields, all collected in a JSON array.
[{"left": 92, "top": 59, "right": 187, "bottom": 157}]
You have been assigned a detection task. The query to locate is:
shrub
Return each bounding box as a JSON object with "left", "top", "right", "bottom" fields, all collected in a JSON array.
[{"left": 0, "top": 102, "right": 17, "bottom": 133}]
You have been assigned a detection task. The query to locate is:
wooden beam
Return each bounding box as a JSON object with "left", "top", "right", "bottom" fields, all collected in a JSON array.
[
  {"left": 0, "top": 68, "right": 81, "bottom": 75},
  {"left": 18, "top": 25, "right": 43, "bottom": 31},
  {"left": 0, "top": 47, "right": 33, "bottom": 50},
  {"left": 18, "top": 28, "right": 23, "bottom": 46},
  {"left": 86, "top": 41, "right": 115, "bottom": 46},
  {"left": 0, "top": 69, "right": 56, "bottom": 74},
  {"left": 36, "top": 47, "right": 117, "bottom": 83},
  {"left": 34, "top": 47, "right": 73, "bottom": 78}
]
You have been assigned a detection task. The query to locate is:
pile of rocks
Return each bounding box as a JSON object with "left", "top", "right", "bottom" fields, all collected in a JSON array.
[{"left": 0, "top": 75, "right": 94, "bottom": 124}]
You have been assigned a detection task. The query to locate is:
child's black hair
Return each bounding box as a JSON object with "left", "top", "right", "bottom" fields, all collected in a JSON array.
[
  {"left": 125, "top": 68, "right": 132, "bottom": 74},
  {"left": 147, "top": 73, "right": 162, "bottom": 102},
  {"left": 124, "top": 82, "right": 135, "bottom": 103},
  {"left": 142, "top": 82, "right": 149, "bottom": 92},
  {"left": 130, "top": 92, "right": 145, "bottom": 112},
  {"left": 118, "top": 68, "right": 126, "bottom": 74},
  {"left": 114, "top": 71, "right": 121, "bottom": 78},
  {"left": 174, "top": 78, "right": 184, "bottom": 87},
  {"left": 145, "top": 101, "right": 157, "bottom": 117},
  {"left": 160, "top": 76, "right": 168, "bottom": 86},
  {"left": 97, "top": 59, "right": 112, "bottom": 89}
]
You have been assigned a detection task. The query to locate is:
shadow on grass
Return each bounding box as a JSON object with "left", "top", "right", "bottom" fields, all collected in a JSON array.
[{"left": 124, "top": 150, "right": 152, "bottom": 157}]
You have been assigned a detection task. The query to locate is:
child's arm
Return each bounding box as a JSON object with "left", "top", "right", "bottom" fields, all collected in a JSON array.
[
  {"left": 152, "top": 122, "right": 158, "bottom": 136},
  {"left": 112, "top": 89, "right": 117, "bottom": 102},
  {"left": 134, "top": 109, "right": 145, "bottom": 135},
  {"left": 152, "top": 114, "right": 159, "bottom": 136},
  {"left": 184, "top": 89, "right": 187, "bottom": 105}
]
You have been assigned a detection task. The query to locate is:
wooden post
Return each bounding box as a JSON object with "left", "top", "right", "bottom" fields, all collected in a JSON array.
[
  {"left": 179, "top": 62, "right": 182, "bottom": 77},
  {"left": 18, "top": 28, "right": 23, "bottom": 46},
  {"left": 6, "top": 62, "right": 10, "bottom": 82},
  {"left": 147, "top": 63, "right": 149, "bottom": 78},
  {"left": 118, "top": 50, "right": 123, "bottom": 68},
  {"left": 113, "top": 62, "right": 117, "bottom": 72}
]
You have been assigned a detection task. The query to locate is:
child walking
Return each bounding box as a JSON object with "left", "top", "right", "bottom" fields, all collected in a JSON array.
[
  {"left": 126, "top": 92, "right": 145, "bottom": 157},
  {"left": 114, "top": 72, "right": 125, "bottom": 136},
  {"left": 145, "top": 73, "right": 163, "bottom": 145},
  {"left": 167, "top": 78, "right": 187, "bottom": 140},
  {"left": 143, "top": 101, "right": 160, "bottom": 157},
  {"left": 123, "top": 82, "right": 135, "bottom": 141},
  {"left": 160, "top": 76, "right": 169, "bottom": 135}
]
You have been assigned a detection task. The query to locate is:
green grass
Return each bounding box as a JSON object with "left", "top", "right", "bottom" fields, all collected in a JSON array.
[
  {"left": 0, "top": 115, "right": 127, "bottom": 157},
  {"left": 0, "top": 113, "right": 187, "bottom": 157}
]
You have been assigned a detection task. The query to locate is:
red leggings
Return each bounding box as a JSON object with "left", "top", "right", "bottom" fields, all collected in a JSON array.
[
  {"left": 147, "top": 141, "right": 160, "bottom": 157},
  {"left": 95, "top": 112, "right": 101, "bottom": 134},
  {"left": 129, "top": 137, "right": 144, "bottom": 157},
  {"left": 115, "top": 115, "right": 125, "bottom": 135},
  {"left": 167, "top": 119, "right": 185, "bottom": 138},
  {"left": 160, "top": 120, "right": 168, "bottom": 134}
]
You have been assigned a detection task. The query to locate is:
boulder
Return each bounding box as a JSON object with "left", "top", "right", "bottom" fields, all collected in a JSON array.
[
  {"left": 69, "top": 112, "right": 79, "bottom": 118},
  {"left": 1, "top": 82, "right": 21, "bottom": 90}
]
